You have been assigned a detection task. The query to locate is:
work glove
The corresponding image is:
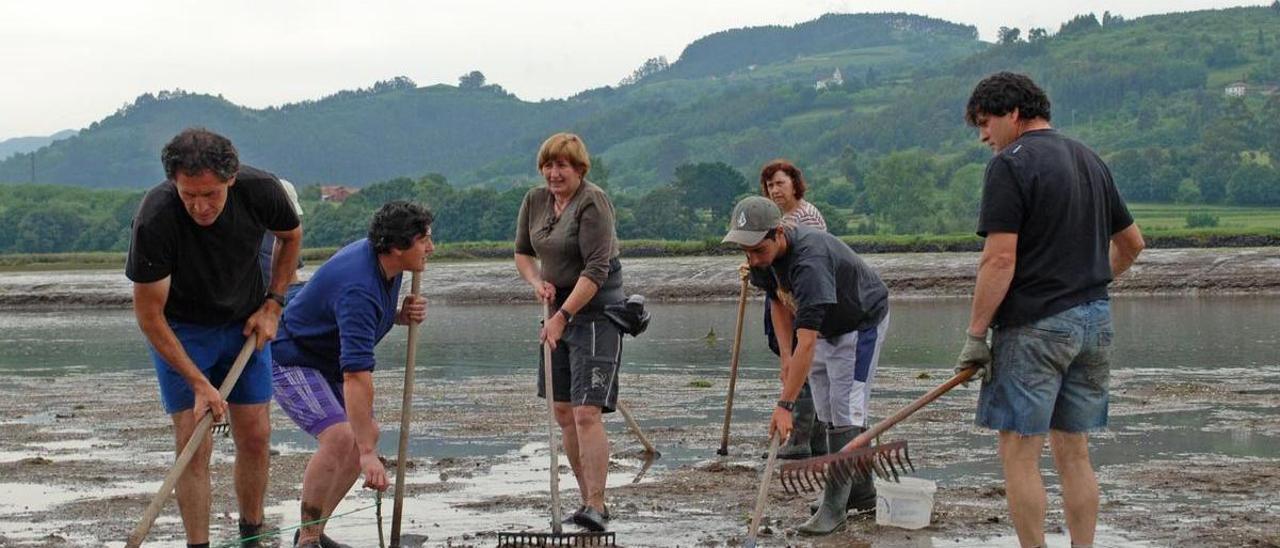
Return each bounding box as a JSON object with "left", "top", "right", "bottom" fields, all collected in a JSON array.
[{"left": 955, "top": 332, "right": 993, "bottom": 385}]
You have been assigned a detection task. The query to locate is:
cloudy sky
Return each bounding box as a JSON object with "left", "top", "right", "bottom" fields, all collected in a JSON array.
[{"left": 0, "top": 0, "right": 1265, "bottom": 140}]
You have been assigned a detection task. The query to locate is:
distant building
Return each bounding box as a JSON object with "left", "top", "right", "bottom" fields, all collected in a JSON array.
[
  {"left": 320, "top": 185, "right": 357, "bottom": 203},
  {"left": 1224, "top": 82, "right": 1247, "bottom": 97},
  {"left": 815, "top": 68, "right": 844, "bottom": 91}
]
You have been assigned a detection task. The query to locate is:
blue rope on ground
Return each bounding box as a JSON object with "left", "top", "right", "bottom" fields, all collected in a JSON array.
[{"left": 213, "top": 491, "right": 383, "bottom": 548}]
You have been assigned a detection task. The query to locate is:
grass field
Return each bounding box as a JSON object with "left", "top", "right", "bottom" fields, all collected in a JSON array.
[
  {"left": 1127, "top": 203, "right": 1280, "bottom": 232},
  {"left": 1, "top": 204, "right": 1277, "bottom": 272}
]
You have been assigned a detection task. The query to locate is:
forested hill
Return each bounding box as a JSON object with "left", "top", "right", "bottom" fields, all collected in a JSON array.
[
  {"left": 0, "top": 12, "right": 980, "bottom": 188},
  {"left": 649, "top": 13, "right": 977, "bottom": 81},
  {"left": 2, "top": 6, "right": 1279, "bottom": 202}
]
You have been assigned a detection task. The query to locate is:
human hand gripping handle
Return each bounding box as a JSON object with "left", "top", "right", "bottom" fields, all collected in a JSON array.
[
  {"left": 361, "top": 452, "right": 389, "bottom": 491},
  {"left": 769, "top": 405, "right": 794, "bottom": 441},
  {"left": 955, "top": 332, "right": 993, "bottom": 385},
  {"left": 242, "top": 298, "right": 283, "bottom": 350},
  {"left": 396, "top": 294, "right": 427, "bottom": 325},
  {"left": 191, "top": 379, "right": 227, "bottom": 424}
]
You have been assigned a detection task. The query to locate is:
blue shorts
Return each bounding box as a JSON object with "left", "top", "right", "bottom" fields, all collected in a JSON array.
[
  {"left": 976, "top": 300, "right": 1114, "bottom": 435},
  {"left": 150, "top": 321, "right": 273, "bottom": 414}
]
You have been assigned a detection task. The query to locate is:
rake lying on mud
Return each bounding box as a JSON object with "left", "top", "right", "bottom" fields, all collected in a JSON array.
[
  {"left": 495, "top": 531, "right": 618, "bottom": 547},
  {"left": 778, "top": 366, "right": 979, "bottom": 494}
]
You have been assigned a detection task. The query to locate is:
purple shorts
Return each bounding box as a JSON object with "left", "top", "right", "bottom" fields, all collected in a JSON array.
[{"left": 273, "top": 362, "right": 347, "bottom": 437}]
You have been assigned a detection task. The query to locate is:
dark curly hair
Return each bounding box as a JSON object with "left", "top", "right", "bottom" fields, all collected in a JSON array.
[
  {"left": 965, "top": 72, "right": 1051, "bottom": 126},
  {"left": 161, "top": 128, "right": 240, "bottom": 181},
  {"left": 759, "top": 159, "right": 807, "bottom": 200},
  {"left": 369, "top": 201, "right": 434, "bottom": 254}
]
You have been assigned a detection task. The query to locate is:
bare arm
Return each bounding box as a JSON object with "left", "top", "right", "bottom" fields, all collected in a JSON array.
[
  {"left": 242, "top": 225, "right": 301, "bottom": 349},
  {"left": 782, "top": 328, "right": 818, "bottom": 402},
  {"left": 133, "top": 278, "right": 225, "bottom": 420},
  {"left": 1109, "top": 223, "right": 1145, "bottom": 278},
  {"left": 966, "top": 232, "right": 1018, "bottom": 337},
  {"left": 269, "top": 226, "right": 301, "bottom": 295},
  {"left": 343, "top": 370, "right": 388, "bottom": 490},
  {"left": 514, "top": 253, "right": 554, "bottom": 302}
]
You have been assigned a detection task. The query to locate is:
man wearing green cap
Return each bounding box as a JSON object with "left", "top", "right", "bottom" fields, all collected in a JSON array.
[{"left": 724, "top": 195, "right": 890, "bottom": 535}]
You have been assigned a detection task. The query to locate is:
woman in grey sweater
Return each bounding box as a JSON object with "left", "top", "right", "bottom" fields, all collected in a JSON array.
[{"left": 514, "top": 133, "right": 624, "bottom": 532}]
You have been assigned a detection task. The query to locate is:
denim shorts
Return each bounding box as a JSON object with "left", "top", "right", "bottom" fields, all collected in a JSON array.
[
  {"left": 976, "top": 299, "right": 1114, "bottom": 435},
  {"left": 150, "top": 321, "right": 273, "bottom": 414}
]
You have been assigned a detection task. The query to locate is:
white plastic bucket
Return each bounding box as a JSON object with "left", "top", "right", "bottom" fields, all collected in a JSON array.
[{"left": 875, "top": 476, "right": 936, "bottom": 529}]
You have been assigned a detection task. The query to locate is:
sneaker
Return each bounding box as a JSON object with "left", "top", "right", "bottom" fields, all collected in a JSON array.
[
  {"left": 562, "top": 506, "right": 584, "bottom": 525},
  {"left": 571, "top": 506, "right": 608, "bottom": 532}
]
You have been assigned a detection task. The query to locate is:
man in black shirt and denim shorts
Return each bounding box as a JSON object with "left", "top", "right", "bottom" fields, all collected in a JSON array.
[
  {"left": 127, "top": 128, "right": 302, "bottom": 547},
  {"left": 725, "top": 195, "right": 890, "bottom": 536},
  {"left": 956, "top": 73, "right": 1145, "bottom": 548}
]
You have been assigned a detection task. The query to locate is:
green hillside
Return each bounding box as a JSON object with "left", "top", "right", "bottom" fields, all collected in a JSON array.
[{"left": 2, "top": 6, "right": 1279, "bottom": 255}]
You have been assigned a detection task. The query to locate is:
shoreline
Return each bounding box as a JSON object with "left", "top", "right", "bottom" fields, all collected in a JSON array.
[{"left": 0, "top": 247, "right": 1278, "bottom": 310}]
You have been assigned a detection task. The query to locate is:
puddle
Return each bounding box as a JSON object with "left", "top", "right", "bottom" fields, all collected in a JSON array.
[{"left": 0, "top": 481, "right": 158, "bottom": 515}]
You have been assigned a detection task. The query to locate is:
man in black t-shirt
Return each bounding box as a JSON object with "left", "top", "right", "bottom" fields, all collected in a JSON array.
[
  {"left": 126, "top": 128, "right": 301, "bottom": 547},
  {"left": 725, "top": 196, "right": 890, "bottom": 536},
  {"left": 956, "top": 73, "right": 1145, "bottom": 548}
]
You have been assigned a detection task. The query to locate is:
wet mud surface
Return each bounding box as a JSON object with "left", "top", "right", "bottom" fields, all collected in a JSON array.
[
  {"left": 2, "top": 248, "right": 1279, "bottom": 310},
  {"left": 0, "top": 363, "right": 1276, "bottom": 547}
]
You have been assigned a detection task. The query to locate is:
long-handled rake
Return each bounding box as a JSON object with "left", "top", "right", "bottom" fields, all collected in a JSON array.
[
  {"left": 777, "top": 366, "right": 978, "bottom": 494},
  {"left": 126, "top": 335, "right": 258, "bottom": 547},
  {"left": 496, "top": 302, "right": 616, "bottom": 547}
]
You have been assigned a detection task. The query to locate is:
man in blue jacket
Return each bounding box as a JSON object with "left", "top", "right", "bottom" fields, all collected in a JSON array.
[{"left": 271, "top": 201, "right": 432, "bottom": 548}]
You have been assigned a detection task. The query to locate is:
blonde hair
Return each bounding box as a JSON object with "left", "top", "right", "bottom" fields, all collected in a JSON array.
[{"left": 536, "top": 132, "right": 591, "bottom": 177}]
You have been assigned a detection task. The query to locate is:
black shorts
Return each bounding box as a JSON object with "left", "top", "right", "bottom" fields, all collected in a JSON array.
[{"left": 536, "top": 314, "right": 623, "bottom": 412}]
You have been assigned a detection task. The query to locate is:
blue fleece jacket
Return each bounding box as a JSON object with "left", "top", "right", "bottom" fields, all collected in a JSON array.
[{"left": 271, "top": 239, "right": 402, "bottom": 382}]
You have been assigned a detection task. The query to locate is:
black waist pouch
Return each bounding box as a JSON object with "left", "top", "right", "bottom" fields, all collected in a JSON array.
[{"left": 603, "top": 294, "right": 651, "bottom": 337}]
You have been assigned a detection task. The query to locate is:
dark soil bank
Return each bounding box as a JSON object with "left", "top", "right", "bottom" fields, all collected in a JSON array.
[{"left": 1, "top": 248, "right": 1278, "bottom": 309}]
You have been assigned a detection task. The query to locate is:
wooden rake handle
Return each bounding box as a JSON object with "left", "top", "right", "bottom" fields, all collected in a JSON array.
[
  {"left": 717, "top": 277, "right": 750, "bottom": 456},
  {"left": 389, "top": 271, "right": 422, "bottom": 547},
  {"left": 744, "top": 433, "right": 781, "bottom": 548},
  {"left": 843, "top": 365, "right": 979, "bottom": 452},
  {"left": 541, "top": 299, "right": 565, "bottom": 534},
  {"left": 126, "top": 334, "right": 259, "bottom": 548}
]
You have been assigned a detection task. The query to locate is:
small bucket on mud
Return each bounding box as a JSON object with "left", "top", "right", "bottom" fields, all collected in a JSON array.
[{"left": 875, "top": 476, "right": 936, "bottom": 530}]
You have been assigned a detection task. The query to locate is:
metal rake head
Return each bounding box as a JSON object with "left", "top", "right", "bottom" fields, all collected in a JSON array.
[
  {"left": 494, "top": 531, "right": 617, "bottom": 547},
  {"left": 777, "top": 440, "right": 914, "bottom": 494},
  {"left": 211, "top": 420, "right": 231, "bottom": 437}
]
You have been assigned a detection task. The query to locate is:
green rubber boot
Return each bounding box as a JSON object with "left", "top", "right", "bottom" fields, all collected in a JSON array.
[
  {"left": 797, "top": 425, "right": 860, "bottom": 536},
  {"left": 846, "top": 426, "right": 877, "bottom": 515}
]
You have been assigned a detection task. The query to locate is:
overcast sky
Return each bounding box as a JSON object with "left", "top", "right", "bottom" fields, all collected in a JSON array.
[{"left": 0, "top": 0, "right": 1265, "bottom": 140}]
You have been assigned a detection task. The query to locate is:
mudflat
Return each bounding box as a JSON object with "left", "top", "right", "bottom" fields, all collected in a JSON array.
[
  {"left": 0, "top": 361, "right": 1276, "bottom": 546},
  {"left": 2, "top": 248, "right": 1279, "bottom": 310}
]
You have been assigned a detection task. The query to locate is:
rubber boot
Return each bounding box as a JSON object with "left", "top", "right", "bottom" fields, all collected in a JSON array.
[
  {"left": 797, "top": 425, "right": 859, "bottom": 536},
  {"left": 845, "top": 426, "right": 877, "bottom": 515},
  {"left": 777, "top": 384, "right": 816, "bottom": 460},
  {"left": 809, "top": 425, "right": 876, "bottom": 515},
  {"left": 809, "top": 418, "right": 829, "bottom": 457}
]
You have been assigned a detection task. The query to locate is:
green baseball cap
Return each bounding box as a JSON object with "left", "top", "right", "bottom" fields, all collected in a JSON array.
[{"left": 722, "top": 196, "right": 782, "bottom": 246}]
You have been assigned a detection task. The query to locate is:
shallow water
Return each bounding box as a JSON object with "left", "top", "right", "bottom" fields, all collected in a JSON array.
[
  {"left": 1, "top": 296, "right": 1277, "bottom": 546},
  {"left": 2, "top": 297, "right": 1277, "bottom": 465}
]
